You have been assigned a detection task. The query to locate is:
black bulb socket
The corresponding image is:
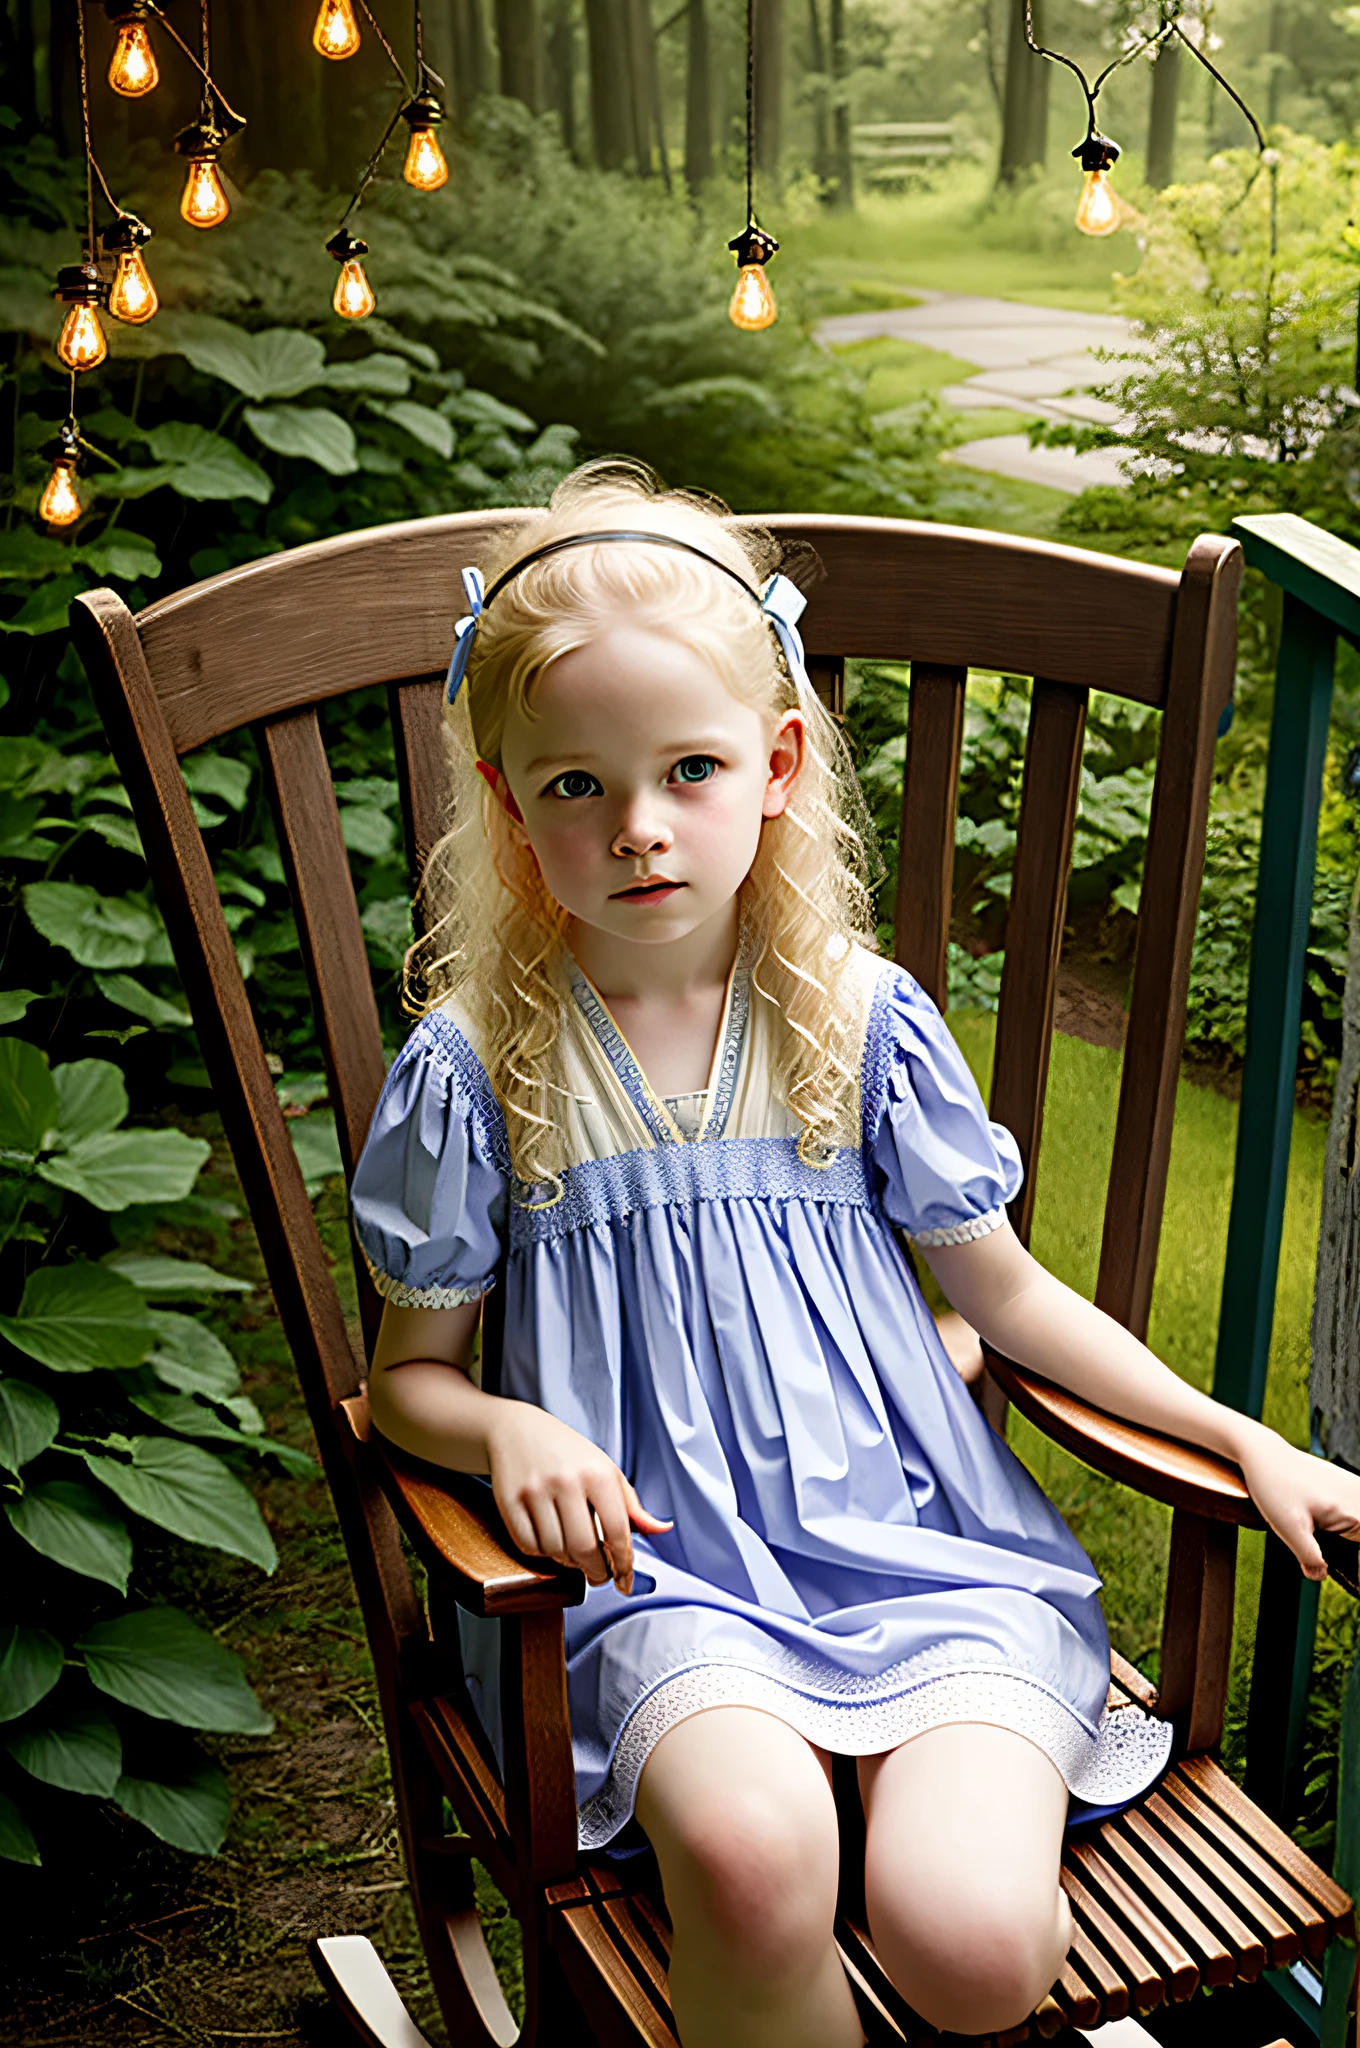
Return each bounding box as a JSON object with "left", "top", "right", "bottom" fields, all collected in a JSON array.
[
  {"left": 100, "top": 213, "right": 153, "bottom": 256},
  {"left": 1074, "top": 133, "right": 1121, "bottom": 174},
  {"left": 728, "top": 223, "right": 779, "bottom": 268},
  {"left": 401, "top": 91, "right": 446, "bottom": 132},
  {"left": 55, "top": 263, "right": 110, "bottom": 308},
  {"left": 175, "top": 118, "right": 225, "bottom": 161},
  {"left": 103, "top": 1, "right": 154, "bottom": 22},
  {"left": 326, "top": 229, "right": 370, "bottom": 264}
]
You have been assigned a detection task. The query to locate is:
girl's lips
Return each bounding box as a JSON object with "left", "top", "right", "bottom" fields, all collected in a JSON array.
[{"left": 610, "top": 878, "right": 685, "bottom": 903}]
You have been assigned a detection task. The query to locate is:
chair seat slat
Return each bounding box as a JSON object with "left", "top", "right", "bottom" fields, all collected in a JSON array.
[
  {"left": 1180, "top": 1755, "right": 1355, "bottom": 1930},
  {"left": 1142, "top": 1790, "right": 1298, "bottom": 1966},
  {"left": 1117, "top": 1807, "right": 1265, "bottom": 1976},
  {"left": 1158, "top": 1773, "right": 1324, "bottom": 1949},
  {"left": 1096, "top": 1822, "right": 1235, "bottom": 1983}
]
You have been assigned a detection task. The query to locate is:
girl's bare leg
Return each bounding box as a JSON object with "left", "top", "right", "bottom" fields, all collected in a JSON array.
[
  {"left": 636, "top": 1707, "right": 865, "bottom": 2048},
  {"left": 859, "top": 1722, "right": 1072, "bottom": 2037}
]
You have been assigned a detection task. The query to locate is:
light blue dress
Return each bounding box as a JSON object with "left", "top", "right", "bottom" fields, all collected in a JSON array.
[{"left": 351, "top": 946, "right": 1170, "bottom": 1849}]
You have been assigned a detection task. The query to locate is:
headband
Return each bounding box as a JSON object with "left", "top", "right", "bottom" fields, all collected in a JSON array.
[{"left": 444, "top": 528, "right": 811, "bottom": 705}]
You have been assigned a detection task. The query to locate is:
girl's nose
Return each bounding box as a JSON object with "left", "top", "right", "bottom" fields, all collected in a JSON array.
[{"left": 611, "top": 809, "right": 672, "bottom": 860}]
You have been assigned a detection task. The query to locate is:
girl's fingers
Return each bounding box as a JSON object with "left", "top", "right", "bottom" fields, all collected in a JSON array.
[
  {"left": 1278, "top": 1513, "right": 1327, "bottom": 1580},
  {"left": 592, "top": 1486, "right": 635, "bottom": 1595},
  {"left": 623, "top": 1477, "right": 673, "bottom": 1533},
  {"left": 556, "top": 1493, "right": 612, "bottom": 1585},
  {"left": 524, "top": 1496, "right": 567, "bottom": 1569}
]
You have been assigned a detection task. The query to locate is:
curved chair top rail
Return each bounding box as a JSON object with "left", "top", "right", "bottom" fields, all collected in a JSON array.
[{"left": 132, "top": 510, "right": 1183, "bottom": 757}]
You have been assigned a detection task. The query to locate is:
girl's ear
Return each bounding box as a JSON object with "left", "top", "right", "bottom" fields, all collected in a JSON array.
[
  {"left": 762, "top": 711, "right": 806, "bottom": 820},
  {"left": 476, "top": 759, "right": 525, "bottom": 825}
]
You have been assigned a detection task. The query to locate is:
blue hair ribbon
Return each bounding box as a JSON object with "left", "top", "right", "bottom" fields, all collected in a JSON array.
[
  {"left": 445, "top": 565, "right": 485, "bottom": 703},
  {"left": 758, "top": 571, "right": 810, "bottom": 697}
]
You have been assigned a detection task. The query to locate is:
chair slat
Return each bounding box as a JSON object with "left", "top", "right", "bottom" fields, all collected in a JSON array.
[
  {"left": 1142, "top": 1790, "right": 1298, "bottom": 1967},
  {"left": 390, "top": 675, "right": 450, "bottom": 891},
  {"left": 1179, "top": 1756, "right": 1354, "bottom": 1930},
  {"left": 807, "top": 657, "right": 845, "bottom": 718},
  {"left": 894, "top": 663, "right": 966, "bottom": 1010},
  {"left": 1118, "top": 1808, "right": 1266, "bottom": 1977},
  {"left": 1157, "top": 1773, "right": 1324, "bottom": 1950},
  {"left": 1068, "top": 1841, "right": 1199, "bottom": 1999},
  {"left": 990, "top": 680, "right": 1088, "bottom": 1244},
  {"left": 1060, "top": 1863, "right": 1163, "bottom": 2008},
  {"left": 1096, "top": 1823, "right": 1235, "bottom": 1983},
  {"left": 1064, "top": 1919, "right": 1129, "bottom": 2021}
]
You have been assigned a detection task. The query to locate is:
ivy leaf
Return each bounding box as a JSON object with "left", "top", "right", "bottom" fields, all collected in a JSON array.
[
  {"left": 0, "top": 1788, "right": 39, "bottom": 1865},
  {"left": 441, "top": 388, "right": 536, "bottom": 432},
  {"left": 0, "top": 1260, "right": 155, "bottom": 1373},
  {"left": 116, "top": 1752, "right": 230, "bottom": 1854},
  {"left": 78, "top": 1606, "right": 273, "bottom": 1733},
  {"left": 167, "top": 319, "right": 328, "bottom": 401},
  {"left": 338, "top": 802, "right": 396, "bottom": 859},
  {"left": 324, "top": 352, "right": 412, "bottom": 395},
  {"left": 77, "top": 535, "right": 162, "bottom": 584},
  {"left": 106, "top": 1253, "right": 250, "bottom": 1297},
  {"left": 82, "top": 1437, "right": 277, "bottom": 1572},
  {"left": 22, "top": 882, "right": 161, "bottom": 969},
  {"left": 145, "top": 1311, "right": 240, "bottom": 1399},
  {"left": 8, "top": 1699, "right": 122, "bottom": 1796},
  {"left": 0, "top": 991, "right": 38, "bottom": 1026},
  {"left": 0, "top": 1377, "right": 59, "bottom": 1472},
  {"left": 142, "top": 423, "right": 273, "bottom": 505},
  {"left": 52, "top": 1057, "right": 128, "bottom": 1143},
  {"left": 0, "top": 529, "right": 72, "bottom": 579},
  {"left": 0, "top": 1626, "right": 62, "bottom": 1723},
  {"left": 0, "top": 1034, "right": 57, "bottom": 1152},
  {"left": 368, "top": 398, "right": 455, "bottom": 459},
  {"left": 92, "top": 973, "right": 192, "bottom": 1030},
  {"left": 182, "top": 753, "right": 251, "bottom": 812},
  {"left": 0, "top": 576, "right": 85, "bottom": 638},
  {"left": 83, "top": 812, "right": 144, "bottom": 857},
  {"left": 243, "top": 404, "right": 358, "bottom": 476},
  {"left": 6, "top": 1479, "right": 133, "bottom": 1591},
  {"left": 39, "top": 1128, "right": 211, "bottom": 1210}
]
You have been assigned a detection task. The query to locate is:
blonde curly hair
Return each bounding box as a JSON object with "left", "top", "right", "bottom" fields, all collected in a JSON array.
[{"left": 406, "top": 461, "right": 880, "bottom": 1182}]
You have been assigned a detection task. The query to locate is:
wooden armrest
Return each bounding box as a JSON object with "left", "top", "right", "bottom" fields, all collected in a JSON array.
[
  {"left": 984, "top": 1350, "right": 1265, "bottom": 1527},
  {"left": 339, "top": 1392, "right": 586, "bottom": 1617}
]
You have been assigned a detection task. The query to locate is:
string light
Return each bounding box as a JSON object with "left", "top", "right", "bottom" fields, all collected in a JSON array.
[
  {"left": 1073, "top": 136, "right": 1121, "bottom": 238},
  {"left": 401, "top": 91, "right": 449, "bottom": 190},
  {"left": 101, "top": 213, "right": 158, "bottom": 323},
  {"left": 327, "top": 229, "right": 376, "bottom": 318},
  {"left": 313, "top": 0, "right": 362, "bottom": 58},
  {"left": 55, "top": 265, "right": 109, "bottom": 371},
  {"left": 105, "top": 2, "right": 159, "bottom": 95},
  {"left": 727, "top": 0, "right": 778, "bottom": 330},
  {"left": 176, "top": 118, "right": 230, "bottom": 227},
  {"left": 39, "top": 424, "right": 84, "bottom": 529}
]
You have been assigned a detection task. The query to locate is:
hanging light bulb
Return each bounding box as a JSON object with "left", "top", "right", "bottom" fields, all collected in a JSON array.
[
  {"left": 1073, "top": 133, "right": 1121, "bottom": 238},
  {"left": 39, "top": 423, "right": 82, "bottom": 529},
  {"left": 312, "top": 0, "right": 361, "bottom": 58},
  {"left": 175, "top": 119, "right": 230, "bottom": 229},
  {"left": 101, "top": 214, "right": 158, "bottom": 325},
  {"left": 727, "top": 223, "right": 779, "bottom": 332},
  {"left": 401, "top": 92, "right": 449, "bottom": 191},
  {"left": 54, "top": 265, "right": 110, "bottom": 371},
  {"left": 326, "top": 229, "right": 376, "bottom": 319},
  {"left": 106, "top": 3, "right": 159, "bottom": 95}
]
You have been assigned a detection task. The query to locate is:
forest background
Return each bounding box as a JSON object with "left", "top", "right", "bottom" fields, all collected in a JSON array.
[{"left": 4, "top": 0, "right": 1360, "bottom": 2041}]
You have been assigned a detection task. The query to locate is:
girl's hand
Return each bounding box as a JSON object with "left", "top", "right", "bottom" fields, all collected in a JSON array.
[
  {"left": 485, "top": 1400, "right": 671, "bottom": 1596},
  {"left": 1238, "top": 1431, "right": 1360, "bottom": 1580}
]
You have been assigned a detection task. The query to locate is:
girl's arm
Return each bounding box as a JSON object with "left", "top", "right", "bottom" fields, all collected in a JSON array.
[
  {"left": 924, "top": 1222, "right": 1360, "bottom": 1580},
  {"left": 369, "top": 1301, "right": 668, "bottom": 1594}
]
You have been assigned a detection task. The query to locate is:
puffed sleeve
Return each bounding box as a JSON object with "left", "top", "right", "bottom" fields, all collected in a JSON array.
[
  {"left": 867, "top": 967, "right": 1023, "bottom": 1246},
  {"left": 350, "top": 1015, "right": 508, "bottom": 1308}
]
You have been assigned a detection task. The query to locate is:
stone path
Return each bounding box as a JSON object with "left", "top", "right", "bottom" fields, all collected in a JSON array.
[{"left": 817, "top": 290, "right": 1137, "bottom": 494}]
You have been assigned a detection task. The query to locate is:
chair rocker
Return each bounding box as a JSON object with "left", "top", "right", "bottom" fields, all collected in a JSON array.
[{"left": 74, "top": 510, "right": 1356, "bottom": 2048}]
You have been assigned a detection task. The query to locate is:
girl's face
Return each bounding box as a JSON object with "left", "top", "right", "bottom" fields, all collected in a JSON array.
[{"left": 494, "top": 624, "right": 804, "bottom": 949}]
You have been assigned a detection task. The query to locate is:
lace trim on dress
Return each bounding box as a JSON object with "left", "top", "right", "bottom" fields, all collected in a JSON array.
[
  {"left": 510, "top": 1135, "right": 871, "bottom": 1247},
  {"left": 419, "top": 1010, "right": 510, "bottom": 1171},
  {"left": 361, "top": 1246, "right": 492, "bottom": 1311},
  {"left": 859, "top": 961, "right": 904, "bottom": 1152},
  {"left": 576, "top": 1648, "right": 1172, "bottom": 1850},
  {"left": 910, "top": 1206, "right": 1007, "bottom": 1248}
]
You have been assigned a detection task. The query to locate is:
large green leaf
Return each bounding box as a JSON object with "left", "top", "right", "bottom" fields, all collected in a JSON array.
[
  {"left": 0, "top": 576, "right": 85, "bottom": 638},
  {"left": 368, "top": 399, "right": 455, "bottom": 459},
  {"left": 171, "top": 320, "right": 328, "bottom": 401},
  {"left": 78, "top": 534, "right": 162, "bottom": 584},
  {"left": 145, "top": 1311, "right": 239, "bottom": 1398},
  {"left": 182, "top": 753, "right": 251, "bottom": 812},
  {"left": 325, "top": 352, "right": 411, "bottom": 395},
  {"left": 0, "top": 1627, "right": 62, "bottom": 1722},
  {"left": 0, "top": 1034, "right": 57, "bottom": 1152},
  {"left": 22, "top": 882, "right": 160, "bottom": 969},
  {"left": 7, "top": 1479, "right": 132, "bottom": 1591},
  {"left": 78, "top": 1606, "right": 273, "bottom": 1732},
  {"left": 0, "top": 1788, "right": 39, "bottom": 1865},
  {"left": 93, "top": 973, "right": 193, "bottom": 1030},
  {"left": 0, "top": 1260, "right": 155, "bottom": 1372},
  {"left": 0, "top": 991, "right": 38, "bottom": 1027},
  {"left": 338, "top": 803, "right": 396, "bottom": 858},
  {"left": 116, "top": 1753, "right": 230, "bottom": 1853},
  {"left": 143, "top": 423, "right": 273, "bottom": 505},
  {"left": 0, "top": 529, "right": 71, "bottom": 579},
  {"left": 107, "top": 1253, "right": 250, "bottom": 1297},
  {"left": 52, "top": 1057, "right": 127, "bottom": 1143},
  {"left": 0, "top": 1376, "right": 59, "bottom": 1472},
  {"left": 39, "top": 1128, "right": 211, "bottom": 1210},
  {"left": 83, "top": 811, "right": 144, "bottom": 857},
  {"left": 8, "top": 1698, "right": 121, "bottom": 1795},
  {"left": 244, "top": 404, "right": 358, "bottom": 475},
  {"left": 443, "top": 388, "right": 537, "bottom": 432},
  {"left": 83, "top": 1437, "right": 277, "bottom": 1572},
  {"left": 290, "top": 1111, "right": 343, "bottom": 1194}
]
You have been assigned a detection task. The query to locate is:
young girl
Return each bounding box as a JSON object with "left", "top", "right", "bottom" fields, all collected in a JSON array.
[{"left": 351, "top": 462, "right": 1360, "bottom": 2048}]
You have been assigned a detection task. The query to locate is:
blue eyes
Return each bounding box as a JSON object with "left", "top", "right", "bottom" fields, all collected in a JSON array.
[{"left": 544, "top": 758, "right": 718, "bottom": 800}]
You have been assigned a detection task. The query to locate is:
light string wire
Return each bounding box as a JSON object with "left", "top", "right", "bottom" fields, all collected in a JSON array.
[
  {"left": 1022, "top": 1, "right": 1265, "bottom": 154},
  {"left": 745, "top": 0, "right": 756, "bottom": 224},
  {"left": 140, "top": 0, "right": 245, "bottom": 127},
  {"left": 75, "top": 0, "right": 95, "bottom": 260},
  {"left": 333, "top": 0, "right": 441, "bottom": 236}
]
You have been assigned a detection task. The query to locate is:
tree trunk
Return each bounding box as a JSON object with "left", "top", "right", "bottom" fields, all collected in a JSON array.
[
  {"left": 684, "top": 0, "right": 712, "bottom": 189},
  {"left": 451, "top": 0, "right": 491, "bottom": 112},
  {"left": 497, "top": 0, "right": 541, "bottom": 107},
  {"left": 544, "top": 0, "right": 577, "bottom": 153},
  {"left": 806, "top": 0, "right": 831, "bottom": 193},
  {"left": 1311, "top": 869, "right": 1360, "bottom": 1469},
  {"left": 755, "top": 0, "right": 781, "bottom": 187},
  {"left": 1025, "top": 1, "right": 1048, "bottom": 171},
  {"left": 1145, "top": 35, "right": 1180, "bottom": 191},
  {"left": 618, "top": 0, "right": 648, "bottom": 169},
  {"left": 828, "top": 0, "right": 852, "bottom": 208},
  {"left": 637, "top": 0, "right": 672, "bottom": 189},
  {"left": 586, "top": 0, "right": 630, "bottom": 166},
  {"left": 998, "top": 0, "right": 1046, "bottom": 184}
]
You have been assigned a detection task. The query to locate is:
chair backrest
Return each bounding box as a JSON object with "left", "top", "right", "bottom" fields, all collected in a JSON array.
[{"left": 74, "top": 513, "right": 1240, "bottom": 1438}]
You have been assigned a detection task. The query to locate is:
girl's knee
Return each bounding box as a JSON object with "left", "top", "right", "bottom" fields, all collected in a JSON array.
[
  {"left": 870, "top": 1880, "right": 1069, "bottom": 2035},
  {"left": 662, "top": 1782, "right": 839, "bottom": 1983}
]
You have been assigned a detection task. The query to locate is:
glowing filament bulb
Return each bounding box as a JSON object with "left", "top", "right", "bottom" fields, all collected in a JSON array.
[
  {"left": 313, "top": 0, "right": 361, "bottom": 58},
  {"left": 57, "top": 302, "right": 108, "bottom": 371},
  {"left": 108, "top": 18, "right": 159, "bottom": 95},
  {"left": 333, "top": 258, "right": 376, "bottom": 320},
  {"left": 1075, "top": 168, "right": 1119, "bottom": 237},
  {"left": 40, "top": 458, "right": 81, "bottom": 528},
  {"left": 181, "top": 157, "right": 229, "bottom": 229},
  {"left": 729, "top": 264, "right": 777, "bottom": 332},
  {"left": 109, "top": 248, "right": 158, "bottom": 324},
  {"left": 403, "top": 124, "right": 449, "bottom": 192}
]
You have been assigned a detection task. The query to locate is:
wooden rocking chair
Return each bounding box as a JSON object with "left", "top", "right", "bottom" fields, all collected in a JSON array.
[{"left": 74, "top": 511, "right": 1357, "bottom": 2048}]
